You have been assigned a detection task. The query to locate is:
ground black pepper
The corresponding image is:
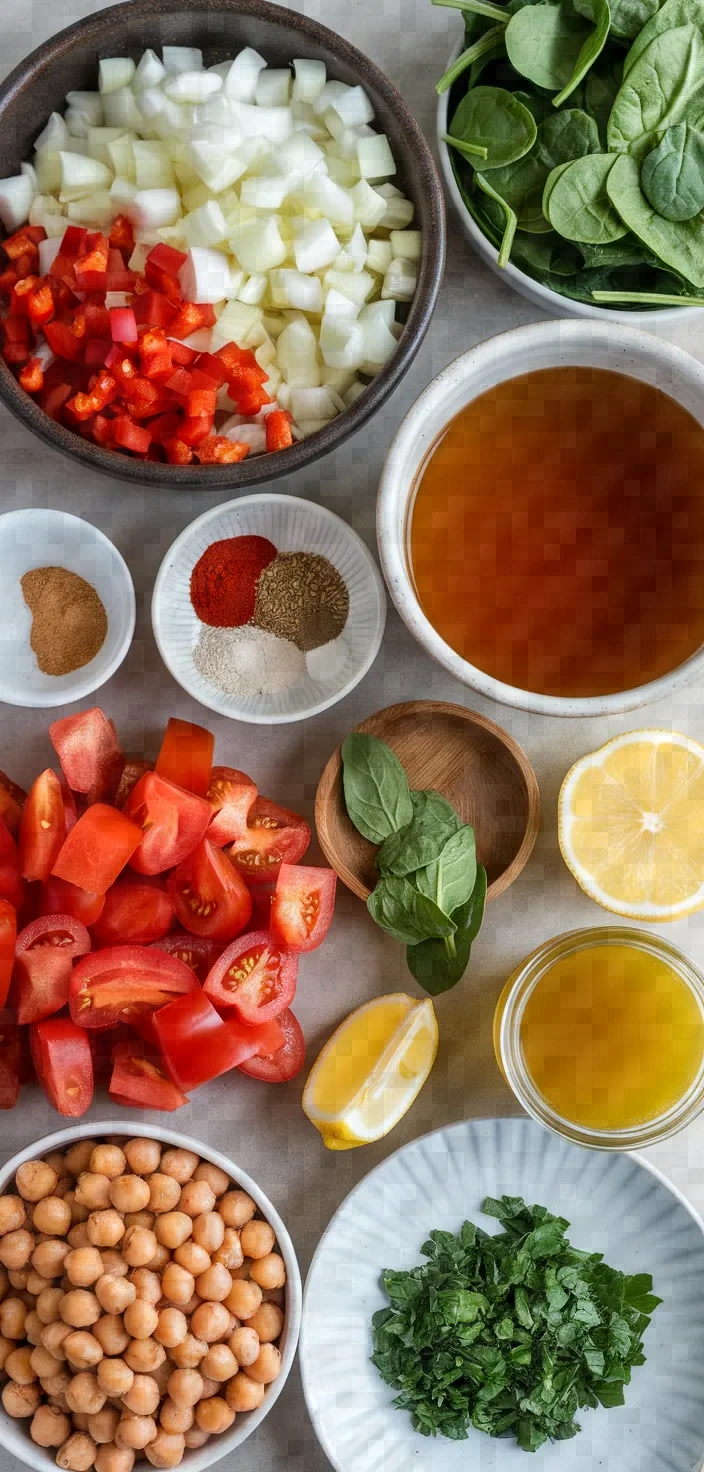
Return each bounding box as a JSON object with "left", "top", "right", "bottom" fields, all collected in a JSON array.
[{"left": 253, "top": 552, "right": 349, "bottom": 652}]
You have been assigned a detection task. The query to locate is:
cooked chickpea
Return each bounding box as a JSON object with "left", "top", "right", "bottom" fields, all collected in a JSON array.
[
  {"left": 178, "top": 1294, "right": 201, "bottom": 1318},
  {"left": 225, "top": 1372, "right": 264, "bottom": 1413},
  {"left": 32, "top": 1344, "right": 63, "bottom": 1378},
  {"left": 129, "top": 1269, "right": 161, "bottom": 1305},
  {"left": 247, "top": 1343, "right": 281, "bottom": 1386},
  {"left": 0, "top": 1335, "right": 12, "bottom": 1370},
  {"left": 5, "top": 1343, "right": 37, "bottom": 1384},
  {"left": 153, "top": 1214, "right": 191, "bottom": 1252},
  {"left": 34, "top": 1239, "right": 71, "bottom": 1279},
  {"left": 176, "top": 1182, "right": 215, "bottom": 1220},
  {"left": 122, "top": 1374, "right": 161, "bottom": 1417},
  {"left": 224, "top": 1279, "right": 261, "bottom": 1321},
  {"left": 68, "top": 1225, "right": 92, "bottom": 1251},
  {"left": 184, "top": 1427, "right": 209, "bottom": 1449},
  {"left": 151, "top": 1358, "right": 172, "bottom": 1398},
  {"left": 124, "top": 1339, "right": 165, "bottom": 1375},
  {"left": 97, "top": 1357, "right": 134, "bottom": 1398},
  {"left": 37, "top": 1286, "right": 65, "bottom": 1323},
  {"left": 44, "top": 1151, "right": 67, "bottom": 1176},
  {"left": 167, "top": 1336, "right": 207, "bottom": 1370},
  {"left": 124, "top": 1141, "right": 161, "bottom": 1178},
  {"left": 89, "top": 1147, "right": 126, "bottom": 1182},
  {"left": 146, "top": 1244, "right": 170, "bottom": 1274},
  {"left": 33, "top": 1197, "right": 72, "bottom": 1236},
  {"left": 249, "top": 1252, "right": 286, "bottom": 1291},
  {"left": 189, "top": 1302, "right": 230, "bottom": 1345},
  {"left": 158, "top": 1152, "right": 197, "bottom": 1187},
  {"left": 65, "top": 1194, "right": 90, "bottom": 1230},
  {"left": 166, "top": 1369, "right": 202, "bottom": 1410},
  {"left": 86, "top": 1211, "right": 124, "bottom": 1250},
  {"left": 146, "top": 1178, "right": 180, "bottom": 1216},
  {"left": 123, "top": 1301, "right": 159, "bottom": 1342},
  {"left": 61, "top": 1291, "right": 101, "bottom": 1329},
  {"left": 109, "top": 1177, "right": 150, "bottom": 1215},
  {"left": 100, "top": 1251, "right": 128, "bottom": 1279},
  {"left": 158, "top": 1398, "right": 192, "bottom": 1435},
  {"left": 228, "top": 1326, "right": 260, "bottom": 1367},
  {"left": 30, "top": 1403, "right": 71, "bottom": 1447},
  {"left": 93, "top": 1316, "right": 129, "bottom": 1357},
  {"left": 0, "top": 1228, "right": 34, "bottom": 1269},
  {"left": 154, "top": 1309, "right": 186, "bottom": 1351},
  {"left": 124, "top": 1212, "right": 155, "bottom": 1232},
  {"left": 2, "top": 1379, "right": 41, "bottom": 1417},
  {"left": 246, "top": 1301, "right": 284, "bottom": 1343},
  {"left": 201, "top": 1344, "right": 237, "bottom": 1382},
  {"left": 115, "top": 1415, "right": 157, "bottom": 1451},
  {"left": 239, "top": 1219, "right": 274, "bottom": 1260},
  {"left": 88, "top": 1405, "right": 120, "bottom": 1444},
  {"left": 173, "top": 1242, "right": 209, "bottom": 1277},
  {"left": 193, "top": 1164, "right": 229, "bottom": 1199},
  {"left": 66, "top": 1248, "right": 105, "bottom": 1288},
  {"left": 0, "top": 1297, "right": 27, "bottom": 1338},
  {"left": 0, "top": 1263, "right": 9, "bottom": 1293},
  {"left": 0, "top": 1195, "right": 26, "bottom": 1234},
  {"left": 96, "top": 1275, "right": 135, "bottom": 1316},
  {"left": 195, "top": 1397, "right": 235, "bottom": 1435},
  {"left": 65, "top": 1143, "right": 94, "bottom": 1179},
  {"left": 212, "top": 1228, "right": 243, "bottom": 1271},
  {"left": 160, "top": 1265, "right": 193, "bottom": 1309},
  {"left": 25, "top": 1309, "right": 44, "bottom": 1344},
  {"left": 41, "top": 1321, "right": 72, "bottom": 1359},
  {"left": 95, "top": 1446, "right": 134, "bottom": 1472},
  {"left": 229, "top": 1259, "right": 253, "bottom": 1281},
  {"left": 218, "top": 1192, "right": 255, "bottom": 1230},
  {"left": 8, "top": 1265, "right": 29, "bottom": 1288},
  {"left": 27, "top": 1269, "right": 52, "bottom": 1295},
  {"left": 198, "top": 1375, "right": 219, "bottom": 1401},
  {"left": 66, "top": 1371, "right": 105, "bottom": 1416},
  {"left": 122, "top": 1229, "right": 157, "bottom": 1270},
  {"left": 56, "top": 1431, "right": 98, "bottom": 1470},
  {"left": 16, "top": 1160, "right": 58, "bottom": 1203},
  {"left": 64, "top": 1331, "right": 103, "bottom": 1370},
  {"left": 191, "top": 1213, "right": 224, "bottom": 1255},
  {"left": 194, "top": 1264, "right": 231, "bottom": 1303},
  {"left": 144, "top": 1429, "right": 185, "bottom": 1468}
]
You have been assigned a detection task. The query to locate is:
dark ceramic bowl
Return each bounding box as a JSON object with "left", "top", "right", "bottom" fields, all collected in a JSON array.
[{"left": 0, "top": 0, "right": 445, "bottom": 488}]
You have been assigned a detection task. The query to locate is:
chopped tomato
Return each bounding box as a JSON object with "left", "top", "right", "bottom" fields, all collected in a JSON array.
[
  {"left": 91, "top": 878, "right": 174, "bottom": 947},
  {"left": 239, "top": 1007, "right": 306, "bottom": 1083},
  {"left": 14, "top": 914, "right": 91, "bottom": 1025},
  {"left": 124, "top": 772, "right": 211, "bottom": 876},
  {"left": 167, "top": 840, "right": 251, "bottom": 942},
  {"left": 153, "top": 987, "right": 284, "bottom": 1092},
  {"left": 150, "top": 932, "right": 222, "bottom": 985},
  {"left": 52, "top": 804, "right": 142, "bottom": 895},
  {"left": 228, "top": 798, "right": 311, "bottom": 884},
  {"left": 49, "top": 708, "right": 124, "bottom": 801},
  {"left": 69, "top": 944, "right": 197, "bottom": 1029},
  {"left": 41, "top": 876, "right": 104, "bottom": 928},
  {"left": 19, "top": 769, "right": 65, "bottom": 882},
  {"left": 115, "top": 757, "right": 153, "bottom": 809},
  {"left": 206, "top": 767, "right": 257, "bottom": 846},
  {"left": 204, "top": 930, "right": 297, "bottom": 1025},
  {"left": 0, "top": 901, "right": 16, "bottom": 1009},
  {"left": 270, "top": 864, "right": 337, "bottom": 953},
  {"left": 30, "top": 1017, "right": 94, "bottom": 1116},
  {"left": 155, "top": 718, "right": 214, "bottom": 798},
  {"left": 0, "top": 772, "right": 25, "bottom": 837},
  {"left": 109, "top": 1040, "right": 189, "bottom": 1111},
  {"left": 0, "top": 817, "right": 25, "bottom": 910}
]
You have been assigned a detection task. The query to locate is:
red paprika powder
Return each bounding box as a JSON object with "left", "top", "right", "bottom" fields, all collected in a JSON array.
[{"left": 190, "top": 535, "right": 277, "bottom": 628}]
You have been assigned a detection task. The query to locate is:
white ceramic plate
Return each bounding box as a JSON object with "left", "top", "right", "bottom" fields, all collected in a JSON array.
[
  {"left": 0, "top": 508, "right": 135, "bottom": 708},
  {"left": 153, "top": 494, "right": 386, "bottom": 725},
  {"left": 301, "top": 1117, "right": 704, "bottom": 1472}
]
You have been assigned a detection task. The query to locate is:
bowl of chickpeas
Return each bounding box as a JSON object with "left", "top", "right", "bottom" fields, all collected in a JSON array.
[{"left": 0, "top": 1123, "right": 301, "bottom": 1472}]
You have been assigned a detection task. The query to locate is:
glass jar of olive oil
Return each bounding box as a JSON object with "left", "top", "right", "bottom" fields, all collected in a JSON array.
[{"left": 494, "top": 928, "right": 704, "bottom": 1150}]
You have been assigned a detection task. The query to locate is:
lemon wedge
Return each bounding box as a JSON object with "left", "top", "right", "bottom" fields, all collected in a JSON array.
[
  {"left": 302, "top": 993, "right": 438, "bottom": 1150},
  {"left": 559, "top": 729, "right": 704, "bottom": 921}
]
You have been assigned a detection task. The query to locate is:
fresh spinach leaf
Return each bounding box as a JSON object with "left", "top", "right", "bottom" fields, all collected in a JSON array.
[
  {"left": 504, "top": 0, "right": 602, "bottom": 101},
  {"left": 584, "top": 58, "right": 623, "bottom": 141},
  {"left": 606, "top": 0, "right": 660, "bottom": 38},
  {"left": 542, "top": 158, "right": 575, "bottom": 216},
  {"left": 475, "top": 171, "right": 520, "bottom": 261},
  {"left": 376, "top": 790, "right": 462, "bottom": 876},
  {"left": 341, "top": 732, "right": 412, "bottom": 844},
  {"left": 367, "top": 874, "right": 457, "bottom": 945},
  {"left": 536, "top": 107, "right": 602, "bottom": 167},
  {"left": 608, "top": 22, "right": 704, "bottom": 159},
  {"left": 416, "top": 825, "right": 477, "bottom": 916},
  {"left": 448, "top": 85, "right": 538, "bottom": 166},
  {"left": 452, "top": 863, "right": 487, "bottom": 936},
  {"left": 407, "top": 866, "right": 487, "bottom": 995},
  {"left": 437, "top": 24, "right": 509, "bottom": 94},
  {"left": 606, "top": 150, "right": 704, "bottom": 283},
  {"left": 640, "top": 121, "right": 704, "bottom": 219},
  {"left": 553, "top": 0, "right": 612, "bottom": 107},
  {"left": 623, "top": 0, "right": 704, "bottom": 76},
  {"left": 578, "top": 232, "right": 647, "bottom": 263},
  {"left": 545, "top": 152, "right": 627, "bottom": 239}
]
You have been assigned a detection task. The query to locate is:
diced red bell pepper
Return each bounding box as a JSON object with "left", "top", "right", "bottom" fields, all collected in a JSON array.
[
  {"left": 133, "top": 289, "right": 176, "bottom": 329},
  {"left": 216, "top": 343, "right": 267, "bottom": 383},
  {"left": 105, "top": 249, "right": 135, "bottom": 292},
  {"left": 0, "top": 266, "right": 18, "bottom": 295},
  {"left": 52, "top": 804, "right": 143, "bottom": 894},
  {"left": 266, "top": 409, "right": 294, "bottom": 453},
  {"left": 75, "top": 232, "right": 109, "bottom": 284},
  {"left": 75, "top": 270, "right": 109, "bottom": 293},
  {"left": 19, "top": 358, "right": 44, "bottom": 394},
  {"left": 84, "top": 338, "right": 113, "bottom": 366},
  {"left": 180, "top": 414, "right": 212, "bottom": 447},
  {"left": 231, "top": 385, "right": 272, "bottom": 416},
  {"left": 114, "top": 417, "right": 151, "bottom": 454},
  {"left": 10, "top": 274, "right": 41, "bottom": 316},
  {"left": 42, "top": 382, "right": 72, "bottom": 419},
  {"left": 144, "top": 264, "right": 182, "bottom": 306},
  {"left": 90, "top": 370, "right": 118, "bottom": 410},
  {"left": 111, "top": 353, "right": 138, "bottom": 389},
  {"left": 109, "top": 306, "right": 138, "bottom": 344},
  {"left": 194, "top": 352, "right": 228, "bottom": 386},
  {"left": 3, "top": 230, "right": 39, "bottom": 263},
  {"left": 125, "top": 377, "right": 162, "bottom": 417},
  {"left": 149, "top": 410, "right": 182, "bottom": 445},
  {"left": 164, "top": 367, "right": 193, "bottom": 401},
  {"left": 109, "top": 216, "right": 134, "bottom": 252},
  {"left": 43, "top": 319, "right": 84, "bottom": 363},
  {"left": 164, "top": 438, "right": 193, "bottom": 465},
  {"left": 197, "top": 436, "right": 250, "bottom": 465},
  {"left": 109, "top": 1040, "right": 189, "bottom": 1111},
  {"left": 169, "top": 341, "right": 198, "bottom": 367},
  {"left": 146, "top": 243, "right": 187, "bottom": 277},
  {"left": 187, "top": 387, "right": 217, "bottom": 418},
  {"left": 49, "top": 707, "right": 124, "bottom": 798},
  {"left": 84, "top": 298, "right": 111, "bottom": 338},
  {"left": 28, "top": 281, "right": 55, "bottom": 328},
  {"left": 92, "top": 414, "right": 115, "bottom": 448},
  {"left": 168, "top": 302, "right": 213, "bottom": 339},
  {"left": 66, "top": 390, "right": 98, "bottom": 422},
  {"left": 59, "top": 226, "right": 88, "bottom": 259}
]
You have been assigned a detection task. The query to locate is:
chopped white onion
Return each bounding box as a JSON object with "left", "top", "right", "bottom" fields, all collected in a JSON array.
[
  {"left": 390, "top": 228, "right": 422, "bottom": 261},
  {"left": 230, "top": 215, "right": 286, "bottom": 273},
  {"left": 269, "top": 269, "right": 323, "bottom": 313},
  {"left": 178, "top": 245, "right": 242, "bottom": 303},
  {"left": 102, "top": 88, "right": 144, "bottom": 132},
  {"left": 382, "top": 256, "right": 418, "bottom": 301},
  {"left": 163, "top": 47, "right": 204, "bottom": 75},
  {"left": 66, "top": 92, "right": 104, "bottom": 127},
  {"left": 357, "top": 132, "right": 396, "bottom": 180},
  {"left": 222, "top": 420, "right": 267, "bottom": 454},
  {"left": 319, "top": 315, "right": 365, "bottom": 370},
  {"left": 165, "top": 71, "right": 223, "bottom": 104},
  {"left": 38, "top": 235, "right": 62, "bottom": 273},
  {"left": 367, "top": 237, "right": 393, "bottom": 274},
  {"left": 34, "top": 113, "right": 70, "bottom": 154},
  {"left": 59, "top": 151, "right": 113, "bottom": 197},
  {"left": 277, "top": 130, "right": 325, "bottom": 177},
  {"left": 255, "top": 69, "right": 291, "bottom": 108},
  {"left": 182, "top": 200, "right": 228, "bottom": 246},
  {"left": 223, "top": 48, "right": 267, "bottom": 102},
  {"left": 292, "top": 59, "right": 326, "bottom": 103},
  {"left": 134, "top": 49, "right": 167, "bottom": 91},
  {"left": 238, "top": 272, "right": 267, "bottom": 304},
  {"left": 332, "top": 85, "right": 375, "bottom": 129},
  {"left": 292, "top": 217, "right": 340, "bottom": 274},
  {"left": 99, "top": 58, "right": 136, "bottom": 95},
  {"left": 127, "top": 187, "right": 182, "bottom": 228}
]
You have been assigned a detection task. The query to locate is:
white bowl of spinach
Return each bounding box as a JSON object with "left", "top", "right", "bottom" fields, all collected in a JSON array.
[{"left": 436, "top": 0, "right": 704, "bottom": 319}]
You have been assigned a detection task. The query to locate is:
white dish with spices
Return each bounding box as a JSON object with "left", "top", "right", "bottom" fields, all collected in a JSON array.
[{"left": 152, "top": 493, "right": 386, "bottom": 725}]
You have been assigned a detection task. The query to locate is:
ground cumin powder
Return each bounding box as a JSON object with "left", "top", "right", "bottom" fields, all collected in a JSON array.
[{"left": 21, "top": 567, "right": 108, "bottom": 676}]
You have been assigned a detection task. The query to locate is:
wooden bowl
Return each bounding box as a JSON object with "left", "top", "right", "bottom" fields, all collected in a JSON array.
[{"left": 315, "top": 700, "right": 540, "bottom": 902}]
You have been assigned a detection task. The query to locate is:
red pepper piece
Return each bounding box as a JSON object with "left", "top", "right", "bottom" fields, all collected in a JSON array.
[
  {"left": 265, "top": 408, "right": 294, "bottom": 453},
  {"left": 92, "top": 414, "right": 115, "bottom": 447},
  {"left": 197, "top": 436, "right": 250, "bottom": 465},
  {"left": 193, "top": 352, "right": 228, "bottom": 386},
  {"left": 146, "top": 243, "right": 187, "bottom": 277},
  {"left": 59, "top": 226, "right": 88, "bottom": 259},
  {"left": 133, "top": 289, "right": 176, "bottom": 329},
  {"left": 168, "top": 302, "right": 214, "bottom": 339},
  {"left": 231, "top": 385, "right": 271, "bottom": 416},
  {"left": 2, "top": 230, "right": 39, "bottom": 263},
  {"left": 83, "top": 298, "right": 111, "bottom": 338},
  {"left": 65, "top": 391, "right": 99, "bottom": 423},
  {"left": 216, "top": 342, "right": 268, "bottom": 384},
  {"left": 113, "top": 417, "right": 152, "bottom": 454},
  {"left": 169, "top": 341, "right": 198, "bottom": 367},
  {"left": 125, "top": 376, "right": 162, "bottom": 417},
  {"left": 149, "top": 410, "right": 182, "bottom": 444},
  {"left": 111, "top": 354, "right": 139, "bottom": 390},
  {"left": 180, "top": 413, "right": 213, "bottom": 447},
  {"left": 109, "top": 215, "right": 134, "bottom": 250},
  {"left": 0, "top": 266, "right": 18, "bottom": 295},
  {"left": 43, "top": 320, "right": 84, "bottom": 363},
  {"left": 187, "top": 387, "right": 217, "bottom": 418},
  {"left": 42, "top": 382, "right": 72, "bottom": 419},
  {"left": 19, "top": 358, "right": 44, "bottom": 394},
  {"left": 90, "top": 371, "right": 118, "bottom": 411},
  {"left": 27, "top": 281, "right": 55, "bottom": 328},
  {"left": 105, "top": 248, "right": 136, "bottom": 291},
  {"left": 163, "top": 367, "right": 193, "bottom": 401},
  {"left": 164, "top": 437, "right": 193, "bottom": 465}
]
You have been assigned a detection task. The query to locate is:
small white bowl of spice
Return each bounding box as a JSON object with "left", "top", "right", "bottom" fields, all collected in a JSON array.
[
  {"left": 0, "top": 508, "right": 135, "bottom": 709},
  {"left": 153, "top": 494, "right": 386, "bottom": 724}
]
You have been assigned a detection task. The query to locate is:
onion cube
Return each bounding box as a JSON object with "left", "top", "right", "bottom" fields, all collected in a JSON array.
[
  {"left": 293, "top": 59, "right": 326, "bottom": 103},
  {"left": 0, "top": 174, "right": 33, "bottom": 231},
  {"left": 293, "top": 218, "right": 340, "bottom": 274},
  {"left": 357, "top": 132, "right": 396, "bottom": 180}
]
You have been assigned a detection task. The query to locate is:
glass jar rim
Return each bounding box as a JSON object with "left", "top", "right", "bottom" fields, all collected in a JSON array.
[{"left": 496, "top": 926, "right": 704, "bottom": 1151}]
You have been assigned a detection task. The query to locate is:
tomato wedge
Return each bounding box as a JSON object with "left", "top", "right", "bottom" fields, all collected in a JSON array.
[
  {"left": 0, "top": 773, "right": 25, "bottom": 838},
  {"left": 19, "top": 769, "right": 65, "bottom": 882},
  {"left": 239, "top": 1008, "right": 306, "bottom": 1083},
  {"left": 167, "top": 839, "right": 251, "bottom": 941},
  {"left": 30, "top": 1017, "right": 94, "bottom": 1116},
  {"left": 155, "top": 718, "right": 214, "bottom": 799},
  {"left": 204, "top": 930, "right": 297, "bottom": 1025},
  {"left": 109, "top": 1041, "right": 189, "bottom": 1111},
  {"left": 115, "top": 758, "right": 153, "bottom": 809},
  {"left": 0, "top": 902, "right": 16, "bottom": 1010},
  {"left": 124, "top": 773, "right": 211, "bottom": 876},
  {"left": 154, "top": 987, "right": 284, "bottom": 1092},
  {"left": 52, "top": 804, "right": 143, "bottom": 894},
  {"left": 150, "top": 932, "right": 223, "bottom": 984},
  {"left": 91, "top": 879, "right": 174, "bottom": 947},
  {"left": 270, "top": 864, "right": 337, "bottom": 953},
  {"left": 41, "top": 876, "right": 105, "bottom": 927},
  {"left": 14, "top": 914, "right": 91, "bottom": 1025},
  {"left": 0, "top": 1019, "right": 21, "bottom": 1109},
  {"left": 70, "top": 944, "right": 197, "bottom": 1029},
  {"left": 206, "top": 767, "right": 257, "bottom": 846},
  {"left": 49, "top": 707, "right": 124, "bottom": 801},
  {"left": 0, "top": 817, "right": 25, "bottom": 910},
  {"left": 227, "top": 798, "right": 310, "bottom": 884}
]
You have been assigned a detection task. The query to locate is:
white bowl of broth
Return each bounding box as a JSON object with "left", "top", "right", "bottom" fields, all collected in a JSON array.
[{"left": 377, "top": 319, "right": 704, "bottom": 716}]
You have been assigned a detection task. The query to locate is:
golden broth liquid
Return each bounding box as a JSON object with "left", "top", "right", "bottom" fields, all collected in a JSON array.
[
  {"left": 410, "top": 367, "right": 704, "bottom": 698},
  {"left": 520, "top": 943, "right": 704, "bottom": 1131}
]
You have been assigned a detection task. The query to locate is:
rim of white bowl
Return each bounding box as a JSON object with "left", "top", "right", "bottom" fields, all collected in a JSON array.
[
  {"left": 152, "top": 493, "right": 387, "bottom": 725},
  {"left": 0, "top": 507, "right": 135, "bottom": 708},
  {"left": 377, "top": 318, "right": 704, "bottom": 717},
  {"left": 0, "top": 1120, "right": 302, "bottom": 1472},
  {"left": 436, "top": 41, "right": 703, "bottom": 327}
]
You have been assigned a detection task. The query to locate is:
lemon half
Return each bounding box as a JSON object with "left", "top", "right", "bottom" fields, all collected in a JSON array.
[
  {"left": 302, "top": 993, "right": 438, "bottom": 1150},
  {"left": 559, "top": 729, "right": 704, "bottom": 921}
]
